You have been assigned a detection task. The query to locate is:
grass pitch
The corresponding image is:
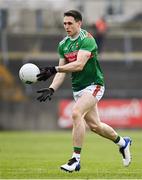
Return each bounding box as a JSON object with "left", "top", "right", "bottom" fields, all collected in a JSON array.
[{"left": 0, "top": 130, "right": 141, "bottom": 179}]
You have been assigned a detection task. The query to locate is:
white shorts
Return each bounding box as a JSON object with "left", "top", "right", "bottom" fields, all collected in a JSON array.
[{"left": 73, "top": 84, "right": 105, "bottom": 102}]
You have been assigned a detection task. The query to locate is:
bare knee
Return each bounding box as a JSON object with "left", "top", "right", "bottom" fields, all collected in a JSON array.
[{"left": 72, "top": 109, "right": 82, "bottom": 121}]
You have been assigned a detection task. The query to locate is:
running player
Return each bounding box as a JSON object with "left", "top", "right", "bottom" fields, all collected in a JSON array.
[{"left": 36, "top": 10, "right": 132, "bottom": 172}]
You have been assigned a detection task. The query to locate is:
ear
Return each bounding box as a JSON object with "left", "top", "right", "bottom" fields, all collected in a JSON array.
[{"left": 78, "top": 21, "right": 82, "bottom": 27}]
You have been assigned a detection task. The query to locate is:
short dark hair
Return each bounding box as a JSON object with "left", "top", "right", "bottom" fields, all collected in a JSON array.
[{"left": 64, "top": 10, "right": 82, "bottom": 22}]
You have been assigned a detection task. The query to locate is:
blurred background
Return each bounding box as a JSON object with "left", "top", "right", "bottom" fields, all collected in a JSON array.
[{"left": 0, "top": 0, "right": 142, "bottom": 131}]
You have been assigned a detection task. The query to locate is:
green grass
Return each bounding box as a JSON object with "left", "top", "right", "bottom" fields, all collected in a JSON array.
[{"left": 0, "top": 130, "right": 141, "bottom": 179}]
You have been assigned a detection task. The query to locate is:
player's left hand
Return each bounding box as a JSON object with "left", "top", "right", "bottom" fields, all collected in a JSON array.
[
  {"left": 37, "top": 67, "right": 57, "bottom": 81},
  {"left": 37, "top": 88, "right": 54, "bottom": 102}
]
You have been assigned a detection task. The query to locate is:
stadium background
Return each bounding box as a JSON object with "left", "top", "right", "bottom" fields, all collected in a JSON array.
[
  {"left": 0, "top": 1, "right": 142, "bottom": 179},
  {"left": 0, "top": 0, "right": 142, "bottom": 130}
]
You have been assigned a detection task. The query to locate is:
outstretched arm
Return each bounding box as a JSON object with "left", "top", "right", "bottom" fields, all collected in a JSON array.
[
  {"left": 56, "top": 50, "right": 91, "bottom": 72},
  {"left": 36, "top": 58, "right": 66, "bottom": 102},
  {"left": 37, "top": 50, "right": 91, "bottom": 82},
  {"left": 49, "top": 58, "right": 66, "bottom": 91}
]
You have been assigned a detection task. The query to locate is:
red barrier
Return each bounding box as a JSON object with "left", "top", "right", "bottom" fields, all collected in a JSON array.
[
  {"left": 98, "top": 99, "right": 142, "bottom": 128},
  {"left": 58, "top": 99, "right": 142, "bottom": 128}
]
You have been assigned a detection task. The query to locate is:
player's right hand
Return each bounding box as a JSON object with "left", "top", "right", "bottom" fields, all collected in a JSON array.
[
  {"left": 36, "top": 88, "right": 54, "bottom": 102},
  {"left": 37, "top": 67, "right": 57, "bottom": 81}
]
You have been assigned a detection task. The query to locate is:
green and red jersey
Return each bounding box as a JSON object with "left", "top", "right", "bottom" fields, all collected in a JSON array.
[{"left": 58, "top": 29, "right": 104, "bottom": 91}]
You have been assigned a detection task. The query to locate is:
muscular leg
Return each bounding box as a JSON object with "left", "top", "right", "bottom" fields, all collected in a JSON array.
[
  {"left": 84, "top": 99, "right": 118, "bottom": 141},
  {"left": 72, "top": 92, "right": 96, "bottom": 147},
  {"left": 60, "top": 92, "right": 95, "bottom": 171},
  {"left": 84, "top": 98, "right": 132, "bottom": 167},
  {"left": 61, "top": 92, "right": 132, "bottom": 171}
]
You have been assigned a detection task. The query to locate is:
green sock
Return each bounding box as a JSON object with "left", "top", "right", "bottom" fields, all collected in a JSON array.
[
  {"left": 113, "top": 135, "right": 120, "bottom": 143},
  {"left": 74, "top": 147, "right": 81, "bottom": 154}
]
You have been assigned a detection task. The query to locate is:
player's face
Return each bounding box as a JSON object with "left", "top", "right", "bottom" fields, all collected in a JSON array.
[{"left": 63, "top": 16, "right": 82, "bottom": 38}]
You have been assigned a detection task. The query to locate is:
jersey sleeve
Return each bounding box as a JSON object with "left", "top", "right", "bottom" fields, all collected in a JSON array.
[
  {"left": 57, "top": 44, "right": 64, "bottom": 58},
  {"left": 80, "top": 37, "right": 98, "bottom": 52}
]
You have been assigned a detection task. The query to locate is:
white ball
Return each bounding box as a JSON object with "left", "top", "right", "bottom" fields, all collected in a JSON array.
[{"left": 19, "top": 63, "right": 40, "bottom": 84}]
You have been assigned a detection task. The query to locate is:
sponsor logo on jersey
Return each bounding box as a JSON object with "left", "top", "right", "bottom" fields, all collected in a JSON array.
[
  {"left": 64, "top": 50, "right": 94, "bottom": 62},
  {"left": 64, "top": 51, "right": 78, "bottom": 62}
]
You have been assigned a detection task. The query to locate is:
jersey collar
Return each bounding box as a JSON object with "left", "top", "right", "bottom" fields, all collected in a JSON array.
[{"left": 69, "top": 28, "right": 81, "bottom": 41}]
